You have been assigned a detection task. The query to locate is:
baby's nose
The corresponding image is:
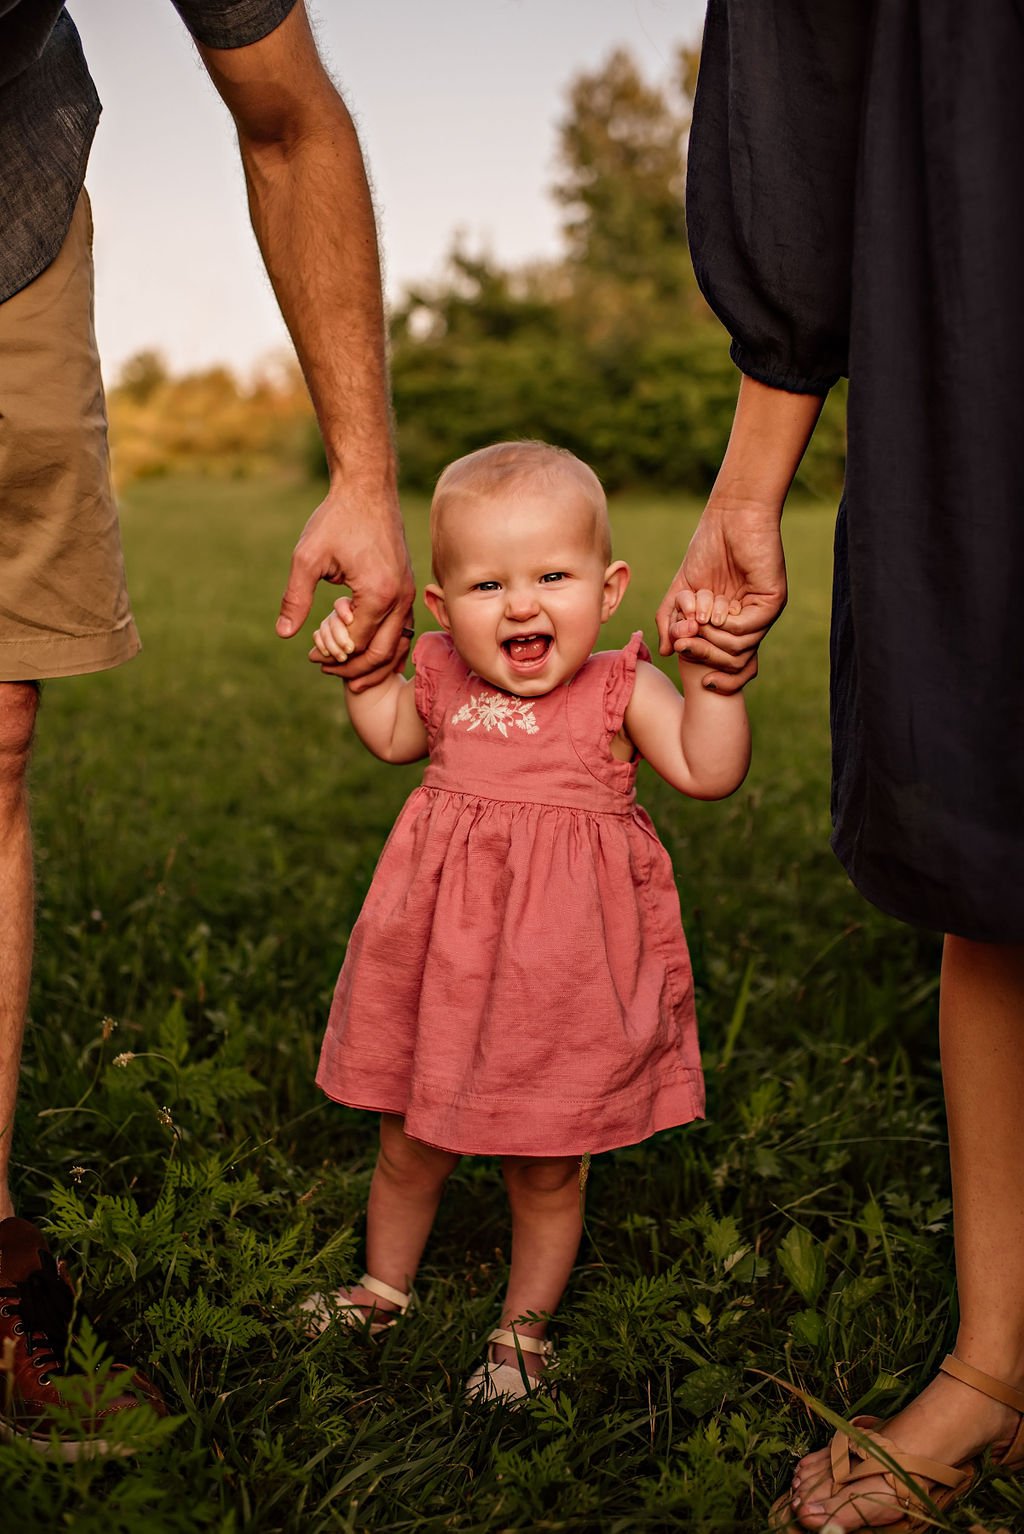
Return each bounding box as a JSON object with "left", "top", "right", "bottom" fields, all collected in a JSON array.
[{"left": 505, "top": 587, "right": 540, "bottom": 619}]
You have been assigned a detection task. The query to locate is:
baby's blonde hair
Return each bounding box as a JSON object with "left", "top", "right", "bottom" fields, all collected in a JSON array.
[{"left": 430, "top": 440, "right": 611, "bottom": 582}]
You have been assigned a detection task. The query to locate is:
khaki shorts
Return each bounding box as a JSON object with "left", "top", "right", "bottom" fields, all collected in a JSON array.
[{"left": 0, "top": 191, "right": 139, "bottom": 681}]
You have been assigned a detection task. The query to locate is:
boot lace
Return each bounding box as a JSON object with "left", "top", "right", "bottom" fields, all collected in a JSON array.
[{"left": 0, "top": 1250, "right": 73, "bottom": 1382}]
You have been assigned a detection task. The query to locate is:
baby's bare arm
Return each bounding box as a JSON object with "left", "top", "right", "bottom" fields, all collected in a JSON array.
[
  {"left": 623, "top": 660, "right": 750, "bottom": 800},
  {"left": 313, "top": 600, "right": 428, "bottom": 763}
]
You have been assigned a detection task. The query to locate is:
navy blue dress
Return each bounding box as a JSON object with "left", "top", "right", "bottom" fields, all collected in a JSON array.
[{"left": 688, "top": 0, "right": 1024, "bottom": 942}]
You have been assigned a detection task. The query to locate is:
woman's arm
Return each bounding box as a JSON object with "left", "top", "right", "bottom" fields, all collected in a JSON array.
[
  {"left": 654, "top": 377, "right": 824, "bottom": 689},
  {"left": 624, "top": 659, "right": 750, "bottom": 800},
  {"left": 657, "top": 1, "right": 867, "bottom": 691}
]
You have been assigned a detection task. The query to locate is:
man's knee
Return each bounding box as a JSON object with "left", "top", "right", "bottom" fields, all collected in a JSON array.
[{"left": 0, "top": 683, "right": 40, "bottom": 794}]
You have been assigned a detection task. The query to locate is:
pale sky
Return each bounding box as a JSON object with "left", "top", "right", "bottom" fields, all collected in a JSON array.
[{"left": 73, "top": 0, "right": 706, "bottom": 382}]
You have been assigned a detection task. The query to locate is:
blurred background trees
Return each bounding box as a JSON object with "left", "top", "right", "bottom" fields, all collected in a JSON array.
[{"left": 109, "top": 44, "right": 846, "bottom": 498}]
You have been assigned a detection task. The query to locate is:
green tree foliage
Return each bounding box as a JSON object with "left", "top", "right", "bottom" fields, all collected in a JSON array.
[
  {"left": 389, "top": 45, "right": 847, "bottom": 498},
  {"left": 554, "top": 46, "right": 690, "bottom": 303}
]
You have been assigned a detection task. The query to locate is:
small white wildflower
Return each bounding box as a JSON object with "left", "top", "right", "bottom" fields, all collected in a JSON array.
[
  {"left": 112, "top": 1051, "right": 136, "bottom": 1067},
  {"left": 157, "top": 1105, "right": 174, "bottom": 1128},
  {"left": 69, "top": 1165, "right": 87, "bottom": 1184},
  {"left": 101, "top": 1016, "right": 117, "bottom": 1040}
]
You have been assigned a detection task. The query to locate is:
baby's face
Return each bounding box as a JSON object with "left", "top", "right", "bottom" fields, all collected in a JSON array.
[{"left": 425, "top": 489, "right": 627, "bottom": 696}]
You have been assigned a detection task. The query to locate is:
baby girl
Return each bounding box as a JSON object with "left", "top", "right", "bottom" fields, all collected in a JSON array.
[{"left": 304, "top": 441, "right": 750, "bottom": 1401}]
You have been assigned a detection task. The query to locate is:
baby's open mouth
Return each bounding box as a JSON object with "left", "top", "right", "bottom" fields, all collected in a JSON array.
[{"left": 502, "top": 633, "right": 553, "bottom": 666}]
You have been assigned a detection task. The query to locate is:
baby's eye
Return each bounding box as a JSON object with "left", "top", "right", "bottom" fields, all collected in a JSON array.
[
  {"left": 473, "top": 580, "right": 501, "bottom": 592},
  {"left": 540, "top": 572, "right": 568, "bottom": 584}
]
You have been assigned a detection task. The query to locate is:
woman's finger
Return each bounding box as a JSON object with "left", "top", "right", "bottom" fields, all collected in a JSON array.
[
  {"left": 700, "top": 652, "right": 759, "bottom": 694},
  {"left": 675, "top": 634, "right": 755, "bottom": 671},
  {"left": 695, "top": 624, "right": 764, "bottom": 658},
  {"left": 712, "top": 600, "right": 782, "bottom": 639}
]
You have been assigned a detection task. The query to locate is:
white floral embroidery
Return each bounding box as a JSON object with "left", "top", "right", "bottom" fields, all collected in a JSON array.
[{"left": 451, "top": 690, "right": 539, "bottom": 737}]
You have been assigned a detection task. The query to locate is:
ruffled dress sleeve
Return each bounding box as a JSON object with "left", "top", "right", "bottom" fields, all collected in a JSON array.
[
  {"left": 603, "top": 631, "right": 650, "bottom": 740},
  {"left": 566, "top": 632, "right": 650, "bottom": 794},
  {"left": 412, "top": 631, "right": 460, "bottom": 748},
  {"left": 686, "top": 0, "right": 869, "bottom": 395}
]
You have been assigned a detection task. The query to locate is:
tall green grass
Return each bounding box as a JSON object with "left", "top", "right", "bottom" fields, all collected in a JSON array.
[{"left": 9, "top": 478, "right": 1011, "bottom": 1532}]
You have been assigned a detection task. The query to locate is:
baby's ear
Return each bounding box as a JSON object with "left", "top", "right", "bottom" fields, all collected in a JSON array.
[
  {"left": 423, "top": 584, "right": 451, "bottom": 631},
  {"left": 601, "top": 560, "right": 631, "bottom": 621}
]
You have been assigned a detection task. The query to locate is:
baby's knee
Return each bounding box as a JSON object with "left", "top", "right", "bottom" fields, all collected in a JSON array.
[
  {"left": 503, "top": 1155, "right": 581, "bottom": 1199},
  {"left": 377, "top": 1117, "right": 458, "bottom": 1191}
]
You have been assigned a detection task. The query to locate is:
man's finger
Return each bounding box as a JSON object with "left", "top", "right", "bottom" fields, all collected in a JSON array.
[
  {"left": 276, "top": 552, "right": 319, "bottom": 638},
  {"left": 335, "top": 602, "right": 412, "bottom": 683}
]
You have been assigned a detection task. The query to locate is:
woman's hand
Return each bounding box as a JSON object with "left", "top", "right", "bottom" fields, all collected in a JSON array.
[{"left": 655, "top": 500, "right": 788, "bottom": 693}]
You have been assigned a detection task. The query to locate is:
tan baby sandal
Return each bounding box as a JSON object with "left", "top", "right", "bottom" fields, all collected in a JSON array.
[
  {"left": 465, "top": 1326, "right": 555, "bottom": 1405},
  {"left": 301, "top": 1273, "right": 412, "bottom": 1339}
]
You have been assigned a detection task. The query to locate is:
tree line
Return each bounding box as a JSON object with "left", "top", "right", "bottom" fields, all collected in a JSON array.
[{"left": 112, "top": 46, "right": 846, "bottom": 499}]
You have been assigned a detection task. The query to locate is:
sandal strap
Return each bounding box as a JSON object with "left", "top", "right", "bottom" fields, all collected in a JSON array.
[
  {"left": 940, "top": 1353, "right": 1024, "bottom": 1416},
  {"left": 359, "top": 1273, "right": 412, "bottom": 1311},
  {"left": 831, "top": 1418, "right": 968, "bottom": 1496},
  {"left": 488, "top": 1327, "right": 553, "bottom": 1357}
]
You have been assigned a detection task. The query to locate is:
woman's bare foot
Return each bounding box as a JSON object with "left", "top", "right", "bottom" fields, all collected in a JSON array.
[{"left": 785, "top": 1367, "right": 1020, "bottom": 1530}]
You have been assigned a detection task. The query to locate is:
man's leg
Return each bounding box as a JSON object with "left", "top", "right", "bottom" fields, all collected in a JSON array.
[
  {"left": 0, "top": 189, "right": 157, "bottom": 1451},
  {"left": 0, "top": 681, "right": 38, "bottom": 1220}
]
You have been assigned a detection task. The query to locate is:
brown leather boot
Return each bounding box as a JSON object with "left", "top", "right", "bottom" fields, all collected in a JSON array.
[{"left": 0, "top": 1216, "right": 165, "bottom": 1459}]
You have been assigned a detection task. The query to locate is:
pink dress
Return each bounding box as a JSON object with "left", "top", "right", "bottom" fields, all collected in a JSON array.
[{"left": 316, "top": 630, "right": 704, "bottom": 1157}]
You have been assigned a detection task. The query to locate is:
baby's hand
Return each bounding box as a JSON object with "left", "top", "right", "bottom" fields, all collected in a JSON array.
[
  {"left": 670, "top": 590, "right": 741, "bottom": 645},
  {"left": 311, "top": 596, "right": 357, "bottom": 667}
]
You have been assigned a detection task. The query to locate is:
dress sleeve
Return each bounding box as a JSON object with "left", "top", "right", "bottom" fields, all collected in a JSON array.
[
  {"left": 603, "top": 632, "right": 651, "bottom": 738},
  {"left": 686, "top": 0, "right": 870, "bottom": 395},
  {"left": 412, "top": 631, "right": 458, "bottom": 742}
]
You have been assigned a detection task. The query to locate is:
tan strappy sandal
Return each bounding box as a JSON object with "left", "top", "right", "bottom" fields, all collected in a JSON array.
[
  {"left": 770, "top": 1353, "right": 1024, "bottom": 1532},
  {"left": 300, "top": 1273, "right": 412, "bottom": 1339},
  {"left": 465, "top": 1327, "right": 554, "bottom": 1405}
]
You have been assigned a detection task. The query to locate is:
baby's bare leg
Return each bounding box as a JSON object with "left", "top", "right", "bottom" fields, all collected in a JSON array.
[
  {"left": 496, "top": 1155, "right": 584, "bottom": 1374},
  {"left": 343, "top": 1114, "right": 459, "bottom": 1318}
]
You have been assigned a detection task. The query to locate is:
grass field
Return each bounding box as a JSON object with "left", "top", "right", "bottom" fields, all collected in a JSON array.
[{"left": 8, "top": 476, "right": 1013, "bottom": 1532}]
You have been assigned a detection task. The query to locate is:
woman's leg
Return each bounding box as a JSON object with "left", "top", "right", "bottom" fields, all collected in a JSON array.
[
  {"left": 789, "top": 936, "right": 1024, "bottom": 1530},
  {"left": 493, "top": 1155, "right": 584, "bottom": 1374},
  {"left": 342, "top": 1114, "right": 459, "bottom": 1318}
]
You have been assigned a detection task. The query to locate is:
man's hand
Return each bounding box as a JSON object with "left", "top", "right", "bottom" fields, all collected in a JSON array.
[
  {"left": 655, "top": 501, "right": 787, "bottom": 693},
  {"left": 279, "top": 481, "right": 415, "bottom": 692}
]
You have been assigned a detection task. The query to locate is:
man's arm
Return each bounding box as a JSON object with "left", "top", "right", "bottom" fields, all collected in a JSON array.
[{"left": 195, "top": 4, "right": 414, "bottom": 689}]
